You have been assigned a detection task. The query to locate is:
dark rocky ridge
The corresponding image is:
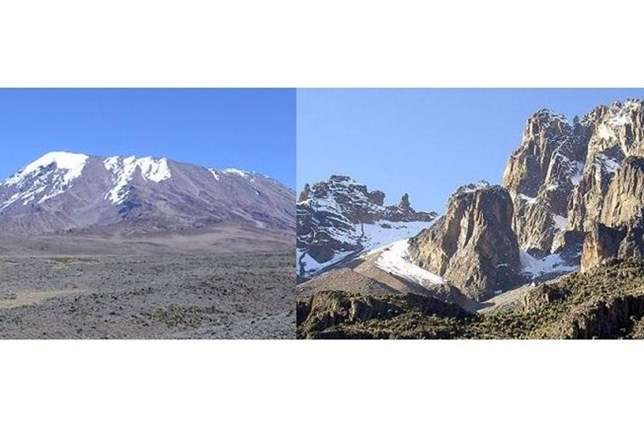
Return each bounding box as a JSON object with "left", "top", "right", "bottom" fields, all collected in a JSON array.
[
  {"left": 297, "top": 175, "right": 436, "bottom": 276},
  {"left": 297, "top": 259, "right": 644, "bottom": 339},
  {"left": 297, "top": 290, "right": 472, "bottom": 339}
]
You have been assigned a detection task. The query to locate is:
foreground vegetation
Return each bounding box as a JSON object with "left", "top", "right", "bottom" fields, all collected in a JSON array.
[{"left": 297, "top": 259, "right": 644, "bottom": 339}]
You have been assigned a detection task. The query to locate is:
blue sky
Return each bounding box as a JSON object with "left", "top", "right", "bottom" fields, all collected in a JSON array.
[
  {"left": 297, "top": 89, "right": 644, "bottom": 212},
  {"left": 0, "top": 89, "right": 295, "bottom": 187}
]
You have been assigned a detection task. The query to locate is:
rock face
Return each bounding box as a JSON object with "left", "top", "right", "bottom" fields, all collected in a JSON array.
[
  {"left": 580, "top": 156, "right": 644, "bottom": 271},
  {"left": 296, "top": 175, "right": 437, "bottom": 277},
  {"left": 581, "top": 214, "right": 644, "bottom": 272},
  {"left": 580, "top": 223, "right": 629, "bottom": 272},
  {"left": 0, "top": 151, "right": 295, "bottom": 236},
  {"left": 523, "top": 259, "right": 644, "bottom": 339},
  {"left": 495, "top": 99, "right": 644, "bottom": 280},
  {"left": 599, "top": 157, "right": 644, "bottom": 226},
  {"left": 409, "top": 182, "right": 521, "bottom": 301},
  {"left": 402, "top": 99, "right": 644, "bottom": 296},
  {"left": 503, "top": 109, "right": 586, "bottom": 199},
  {"left": 502, "top": 100, "right": 644, "bottom": 261},
  {"left": 569, "top": 102, "right": 644, "bottom": 233},
  {"left": 503, "top": 110, "right": 586, "bottom": 256}
]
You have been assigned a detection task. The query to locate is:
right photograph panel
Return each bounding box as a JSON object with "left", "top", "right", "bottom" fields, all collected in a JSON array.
[{"left": 296, "top": 89, "right": 644, "bottom": 339}]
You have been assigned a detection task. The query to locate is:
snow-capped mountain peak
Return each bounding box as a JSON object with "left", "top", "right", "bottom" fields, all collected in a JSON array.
[
  {"left": 0, "top": 151, "right": 90, "bottom": 210},
  {"left": 3, "top": 151, "right": 89, "bottom": 187},
  {"left": 0, "top": 151, "right": 295, "bottom": 235},
  {"left": 103, "top": 155, "right": 172, "bottom": 204}
]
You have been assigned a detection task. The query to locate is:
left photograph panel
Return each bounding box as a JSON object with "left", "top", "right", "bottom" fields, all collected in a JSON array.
[{"left": 0, "top": 89, "right": 296, "bottom": 339}]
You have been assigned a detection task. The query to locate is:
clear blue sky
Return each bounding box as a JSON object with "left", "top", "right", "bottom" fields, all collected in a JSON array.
[
  {"left": 0, "top": 89, "right": 295, "bottom": 187},
  {"left": 297, "top": 89, "right": 644, "bottom": 212}
]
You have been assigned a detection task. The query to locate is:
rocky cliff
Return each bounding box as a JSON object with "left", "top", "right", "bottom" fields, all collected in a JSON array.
[
  {"left": 599, "top": 156, "right": 644, "bottom": 226},
  {"left": 502, "top": 100, "right": 644, "bottom": 262},
  {"left": 502, "top": 109, "right": 586, "bottom": 256},
  {"left": 578, "top": 155, "right": 644, "bottom": 272},
  {"left": 581, "top": 213, "right": 644, "bottom": 272},
  {"left": 408, "top": 182, "right": 521, "bottom": 301},
  {"left": 403, "top": 100, "right": 644, "bottom": 300}
]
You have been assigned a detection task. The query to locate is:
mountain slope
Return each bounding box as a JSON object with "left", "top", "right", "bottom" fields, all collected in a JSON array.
[{"left": 0, "top": 151, "right": 295, "bottom": 239}]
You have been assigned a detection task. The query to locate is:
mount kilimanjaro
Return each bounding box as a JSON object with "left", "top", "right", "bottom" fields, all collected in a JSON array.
[
  {"left": 0, "top": 151, "right": 295, "bottom": 253},
  {"left": 298, "top": 99, "right": 644, "bottom": 338}
]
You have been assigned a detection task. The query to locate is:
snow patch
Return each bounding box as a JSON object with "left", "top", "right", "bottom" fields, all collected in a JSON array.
[
  {"left": 518, "top": 193, "right": 538, "bottom": 204},
  {"left": 104, "top": 156, "right": 172, "bottom": 204},
  {"left": 597, "top": 124, "right": 616, "bottom": 141},
  {"left": 545, "top": 183, "right": 559, "bottom": 191},
  {"left": 596, "top": 154, "right": 621, "bottom": 174},
  {"left": 297, "top": 219, "right": 436, "bottom": 278},
  {"left": 375, "top": 239, "right": 445, "bottom": 286},
  {"left": 570, "top": 161, "right": 584, "bottom": 185},
  {"left": 607, "top": 100, "right": 640, "bottom": 126},
  {"left": 552, "top": 214, "right": 568, "bottom": 232},
  {"left": 297, "top": 248, "right": 355, "bottom": 276},
  {"left": 223, "top": 168, "right": 250, "bottom": 178},
  {"left": 458, "top": 181, "right": 490, "bottom": 194},
  {"left": 520, "top": 250, "right": 578, "bottom": 278},
  {"left": 360, "top": 219, "right": 436, "bottom": 253},
  {"left": 208, "top": 169, "right": 220, "bottom": 181}
]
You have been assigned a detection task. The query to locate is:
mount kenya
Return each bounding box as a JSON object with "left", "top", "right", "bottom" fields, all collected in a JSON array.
[{"left": 297, "top": 99, "right": 644, "bottom": 338}]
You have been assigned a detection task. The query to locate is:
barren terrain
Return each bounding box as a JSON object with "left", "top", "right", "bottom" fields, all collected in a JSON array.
[{"left": 0, "top": 250, "right": 295, "bottom": 339}]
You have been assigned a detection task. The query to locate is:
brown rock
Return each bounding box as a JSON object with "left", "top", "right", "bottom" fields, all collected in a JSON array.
[
  {"left": 581, "top": 223, "right": 625, "bottom": 272},
  {"left": 298, "top": 183, "right": 311, "bottom": 202},
  {"left": 496, "top": 100, "right": 644, "bottom": 267},
  {"left": 600, "top": 156, "right": 644, "bottom": 227},
  {"left": 409, "top": 183, "right": 521, "bottom": 301}
]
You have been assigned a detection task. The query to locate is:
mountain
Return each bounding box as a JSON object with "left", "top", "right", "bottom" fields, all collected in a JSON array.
[
  {"left": 503, "top": 100, "right": 644, "bottom": 261},
  {"left": 0, "top": 151, "right": 295, "bottom": 239},
  {"left": 297, "top": 99, "right": 644, "bottom": 326},
  {"left": 501, "top": 100, "right": 644, "bottom": 275},
  {"left": 296, "top": 175, "right": 437, "bottom": 277},
  {"left": 411, "top": 99, "right": 644, "bottom": 300}
]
